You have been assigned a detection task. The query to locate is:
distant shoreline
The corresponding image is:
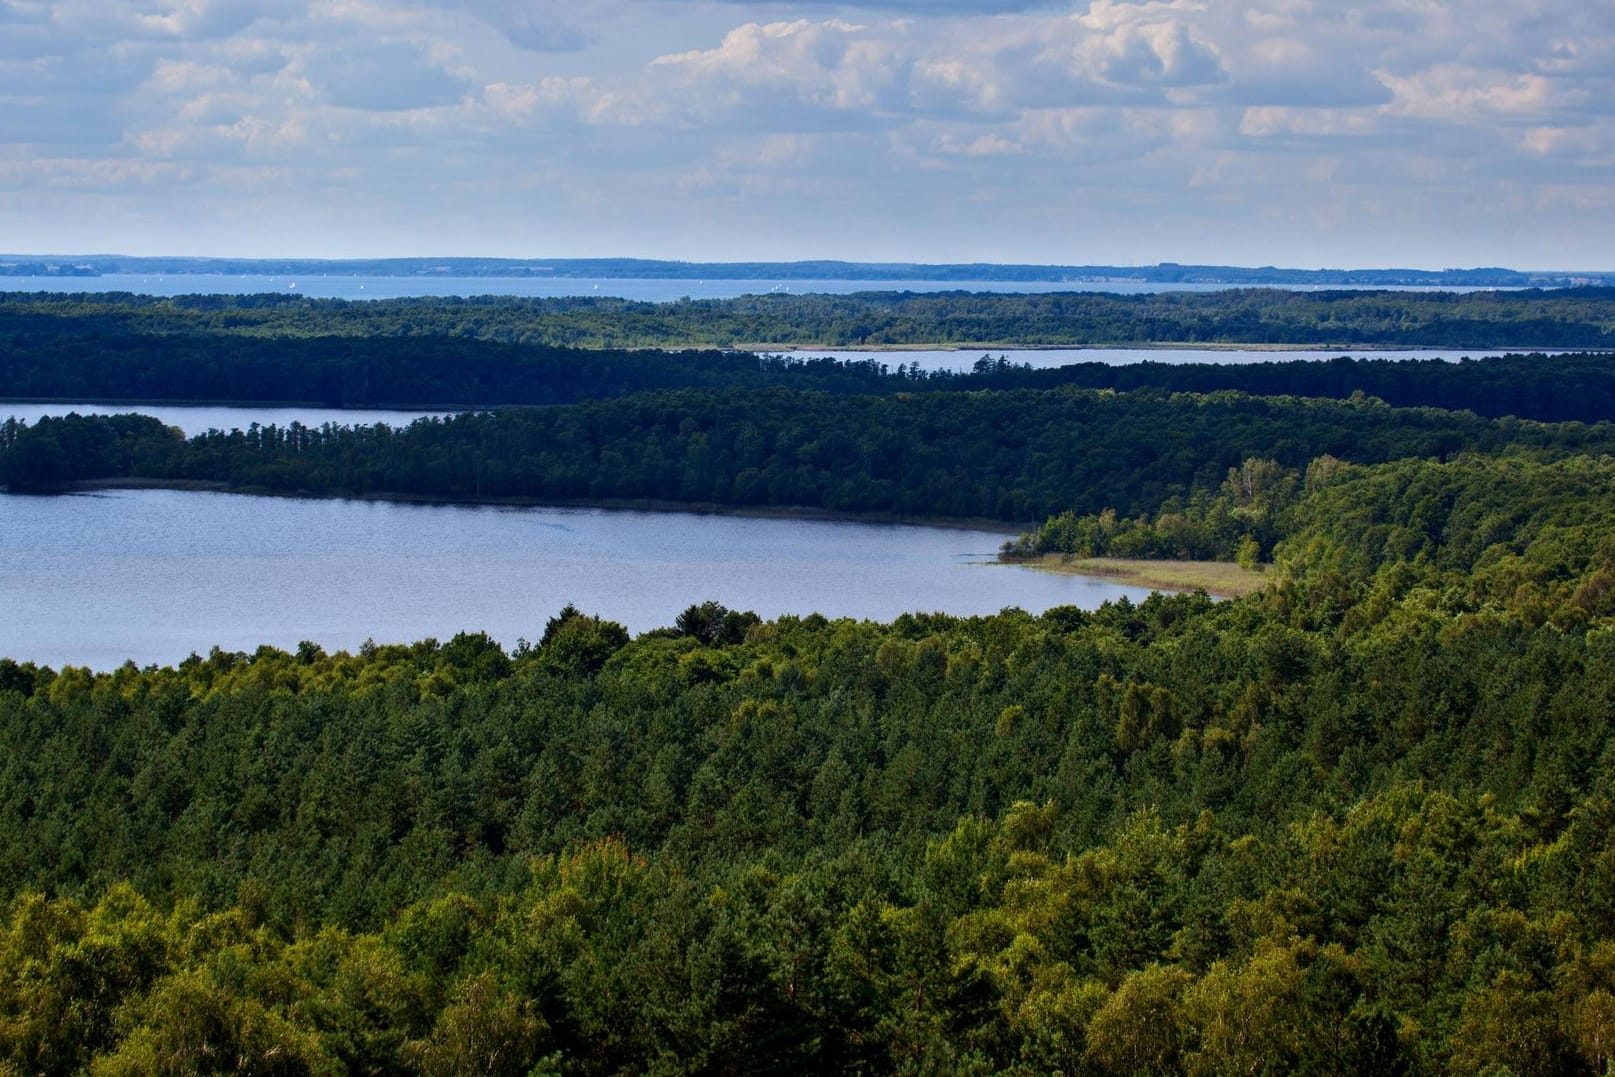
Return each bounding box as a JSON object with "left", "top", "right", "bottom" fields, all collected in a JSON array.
[
  {"left": 6, "top": 255, "right": 1612, "bottom": 288},
  {"left": 746, "top": 341, "right": 1593, "bottom": 354},
  {"left": 34, "top": 477, "right": 1262, "bottom": 597},
  {"left": 56, "top": 476, "right": 1031, "bottom": 535}
]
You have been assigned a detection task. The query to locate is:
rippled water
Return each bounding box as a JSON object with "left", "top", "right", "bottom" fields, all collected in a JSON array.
[{"left": 0, "top": 489, "right": 1152, "bottom": 670}]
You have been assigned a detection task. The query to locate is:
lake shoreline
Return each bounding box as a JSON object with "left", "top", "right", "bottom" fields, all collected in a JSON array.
[
  {"left": 60, "top": 477, "right": 1031, "bottom": 535},
  {"left": 1, "top": 396, "right": 465, "bottom": 413},
  {"left": 726, "top": 341, "right": 1593, "bottom": 354},
  {"left": 753, "top": 341, "right": 1423, "bottom": 353},
  {"left": 5, "top": 483, "right": 1122, "bottom": 671},
  {"left": 1006, "top": 553, "right": 1268, "bottom": 597},
  {"left": 38, "top": 477, "right": 1261, "bottom": 598}
]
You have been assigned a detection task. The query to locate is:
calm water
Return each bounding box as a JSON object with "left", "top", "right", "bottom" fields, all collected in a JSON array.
[
  {"left": 1, "top": 403, "right": 454, "bottom": 436},
  {"left": 0, "top": 489, "right": 1150, "bottom": 670},
  {"left": 786, "top": 347, "right": 1541, "bottom": 373},
  {"left": 0, "top": 274, "right": 1517, "bottom": 302},
  {"left": 3, "top": 344, "right": 1567, "bottom": 435}
]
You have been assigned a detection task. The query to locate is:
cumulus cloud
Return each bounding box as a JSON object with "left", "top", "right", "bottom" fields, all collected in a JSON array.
[
  {"left": 1379, "top": 64, "right": 1584, "bottom": 123},
  {"left": 642, "top": 21, "right": 916, "bottom": 130},
  {"left": 1, "top": 0, "right": 1613, "bottom": 265},
  {"left": 1081, "top": 19, "right": 1223, "bottom": 86},
  {"left": 1068, "top": 1, "right": 1224, "bottom": 87},
  {"left": 633, "top": 7, "right": 1230, "bottom": 130}
]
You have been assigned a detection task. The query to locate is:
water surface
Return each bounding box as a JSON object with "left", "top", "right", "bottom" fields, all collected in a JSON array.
[
  {"left": 2, "top": 403, "right": 453, "bottom": 436},
  {"left": 4, "top": 345, "right": 1573, "bottom": 435},
  {"left": 0, "top": 274, "right": 1520, "bottom": 302},
  {"left": 784, "top": 346, "right": 1543, "bottom": 373},
  {"left": 0, "top": 489, "right": 1150, "bottom": 670}
]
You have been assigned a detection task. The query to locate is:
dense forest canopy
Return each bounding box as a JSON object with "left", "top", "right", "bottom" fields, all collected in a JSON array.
[
  {"left": 8, "top": 293, "right": 1615, "bottom": 426},
  {"left": 7, "top": 388, "right": 1615, "bottom": 517},
  {"left": 4, "top": 311, "right": 1615, "bottom": 1073},
  {"left": 6, "top": 286, "right": 1615, "bottom": 351},
  {"left": 4, "top": 307, "right": 1615, "bottom": 424}
]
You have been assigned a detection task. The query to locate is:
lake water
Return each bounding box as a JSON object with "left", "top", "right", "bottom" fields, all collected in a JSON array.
[
  {"left": 0, "top": 489, "right": 1150, "bottom": 671},
  {"left": 0, "top": 274, "right": 1519, "bottom": 302},
  {"left": 786, "top": 346, "right": 1541, "bottom": 373},
  {"left": 2, "top": 344, "right": 1569, "bottom": 435},
  {"left": 1, "top": 403, "right": 455, "bottom": 436}
]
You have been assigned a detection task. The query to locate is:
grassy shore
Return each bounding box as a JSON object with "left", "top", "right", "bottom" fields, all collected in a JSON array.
[{"left": 1011, "top": 554, "right": 1268, "bottom": 597}]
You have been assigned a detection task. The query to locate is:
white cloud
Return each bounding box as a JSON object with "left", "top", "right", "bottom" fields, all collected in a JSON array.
[
  {"left": 638, "top": 21, "right": 920, "bottom": 130},
  {"left": 1379, "top": 64, "right": 1585, "bottom": 123},
  {"left": 1240, "top": 106, "right": 1380, "bottom": 139},
  {"left": 1069, "top": 1, "right": 1225, "bottom": 88},
  {"left": 0, "top": 0, "right": 1612, "bottom": 266}
]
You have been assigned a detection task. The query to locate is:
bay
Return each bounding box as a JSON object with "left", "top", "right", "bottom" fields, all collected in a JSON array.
[{"left": 0, "top": 489, "right": 1150, "bottom": 671}]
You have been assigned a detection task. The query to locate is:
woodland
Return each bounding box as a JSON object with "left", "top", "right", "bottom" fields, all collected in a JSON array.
[
  {"left": 2, "top": 297, "right": 1615, "bottom": 1074},
  {"left": 4, "top": 287, "right": 1615, "bottom": 355}
]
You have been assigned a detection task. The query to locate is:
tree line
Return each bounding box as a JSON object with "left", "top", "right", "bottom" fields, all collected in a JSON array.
[
  {"left": 6, "top": 286, "right": 1615, "bottom": 351},
  {"left": 8, "top": 388, "right": 1615, "bottom": 519},
  {"left": 9, "top": 293, "right": 1615, "bottom": 421}
]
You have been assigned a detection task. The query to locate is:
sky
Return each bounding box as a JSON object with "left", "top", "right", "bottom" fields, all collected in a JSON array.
[{"left": 1, "top": 0, "right": 1612, "bottom": 268}]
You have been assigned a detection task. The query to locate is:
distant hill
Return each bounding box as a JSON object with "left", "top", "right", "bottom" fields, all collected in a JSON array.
[{"left": 4, "top": 254, "right": 1613, "bottom": 287}]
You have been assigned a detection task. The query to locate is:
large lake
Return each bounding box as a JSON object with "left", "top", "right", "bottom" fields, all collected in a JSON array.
[
  {"left": 2, "top": 403, "right": 455, "bottom": 436},
  {"left": 0, "top": 489, "right": 1150, "bottom": 671},
  {"left": 0, "top": 274, "right": 1518, "bottom": 302},
  {"left": 786, "top": 346, "right": 1539, "bottom": 373},
  {"left": 1, "top": 344, "right": 1554, "bottom": 435}
]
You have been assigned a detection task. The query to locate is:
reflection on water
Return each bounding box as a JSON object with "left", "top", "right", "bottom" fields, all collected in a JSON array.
[{"left": 0, "top": 488, "right": 1153, "bottom": 670}]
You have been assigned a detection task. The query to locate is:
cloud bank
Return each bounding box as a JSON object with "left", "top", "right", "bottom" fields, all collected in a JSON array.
[{"left": 1, "top": 0, "right": 1610, "bottom": 266}]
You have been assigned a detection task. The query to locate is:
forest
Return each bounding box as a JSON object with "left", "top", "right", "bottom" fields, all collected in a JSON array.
[
  {"left": 7, "top": 387, "right": 1615, "bottom": 518},
  {"left": 5, "top": 329, "right": 1615, "bottom": 430},
  {"left": 7, "top": 293, "right": 1615, "bottom": 423},
  {"left": 4, "top": 319, "right": 1615, "bottom": 1072},
  {"left": 6, "top": 286, "right": 1615, "bottom": 352}
]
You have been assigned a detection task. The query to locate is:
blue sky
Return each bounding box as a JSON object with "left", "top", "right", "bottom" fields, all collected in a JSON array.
[{"left": 2, "top": 0, "right": 1612, "bottom": 268}]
